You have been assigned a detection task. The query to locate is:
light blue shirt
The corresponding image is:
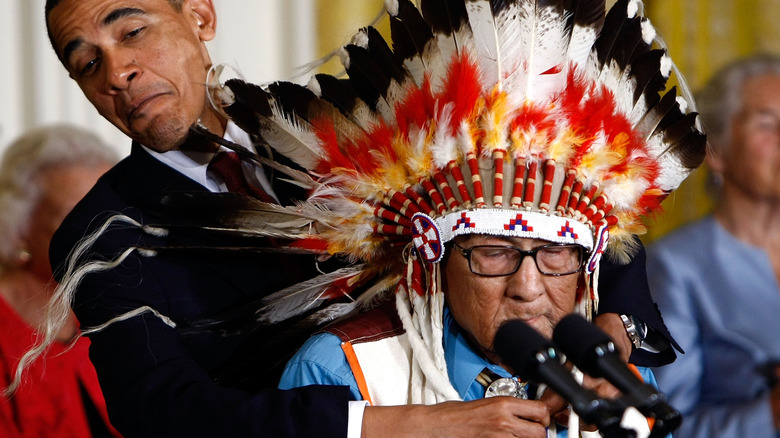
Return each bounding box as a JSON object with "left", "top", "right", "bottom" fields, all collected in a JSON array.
[
  {"left": 280, "top": 307, "right": 663, "bottom": 437},
  {"left": 648, "top": 216, "right": 780, "bottom": 438},
  {"left": 278, "top": 308, "right": 512, "bottom": 400}
]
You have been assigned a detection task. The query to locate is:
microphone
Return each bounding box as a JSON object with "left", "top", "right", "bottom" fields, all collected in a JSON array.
[
  {"left": 494, "top": 319, "right": 631, "bottom": 437},
  {"left": 553, "top": 313, "right": 682, "bottom": 437}
]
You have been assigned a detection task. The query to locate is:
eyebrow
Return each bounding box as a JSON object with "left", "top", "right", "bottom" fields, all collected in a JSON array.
[
  {"left": 62, "top": 7, "right": 149, "bottom": 69},
  {"left": 463, "top": 235, "right": 518, "bottom": 246},
  {"left": 756, "top": 109, "right": 780, "bottom": 117}
]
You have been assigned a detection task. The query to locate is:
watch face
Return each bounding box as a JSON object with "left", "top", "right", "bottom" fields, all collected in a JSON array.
[{"left": 485, "top": 377, "right": 528, "bottom": 399}]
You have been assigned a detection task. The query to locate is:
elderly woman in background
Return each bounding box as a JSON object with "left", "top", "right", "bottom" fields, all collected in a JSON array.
[
  {"left": 648, "top": 54, "right": 780, "bottom": 438},
  {"left": 0, "top": 125, "right": 121, "bottom": 437}
]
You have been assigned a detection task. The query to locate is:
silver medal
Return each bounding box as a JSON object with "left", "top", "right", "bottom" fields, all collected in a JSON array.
[{"left": 484, "top": 377, "right": 528, "bottom": 399}]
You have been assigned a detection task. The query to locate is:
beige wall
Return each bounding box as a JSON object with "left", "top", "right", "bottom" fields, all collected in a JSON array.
[
  {"left": 643, "top": 0, "right": 780, "bottom": 241},
  {"left": 0, "top": 0, "right": 324, "bottom": 157}
]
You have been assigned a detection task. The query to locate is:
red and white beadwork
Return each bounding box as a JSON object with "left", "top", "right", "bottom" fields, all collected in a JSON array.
[{"left": 435, "top": 209, "right": 594, "bottom": 252}]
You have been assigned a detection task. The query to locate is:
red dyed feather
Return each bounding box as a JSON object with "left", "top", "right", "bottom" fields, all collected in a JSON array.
[{"left": 438, "top": 54, "right": 483, "bottom": 135}]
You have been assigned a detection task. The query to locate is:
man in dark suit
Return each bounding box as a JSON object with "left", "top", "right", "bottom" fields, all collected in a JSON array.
[{"left": 42, "top": 0, "right": 677, "bottom": 437}]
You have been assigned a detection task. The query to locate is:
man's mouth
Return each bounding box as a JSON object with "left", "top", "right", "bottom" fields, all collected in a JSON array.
[{"left": 126, "top": 92, "right": 166, "bottom": 122}]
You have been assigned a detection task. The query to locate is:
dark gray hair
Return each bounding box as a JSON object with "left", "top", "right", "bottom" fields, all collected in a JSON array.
[
  {"left": 0, "top": 125, "right": 119, "bottom": 266},
  {"left": 697, "top": 54, "right": 780, "bottom": 156},
  {"left": 46, "top": 0, "right": 183, "bottom": 15}
]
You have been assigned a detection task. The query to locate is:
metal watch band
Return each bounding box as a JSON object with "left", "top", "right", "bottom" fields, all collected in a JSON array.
[{"left": 620, "top": 313, "right": 644, "bottom": 350}]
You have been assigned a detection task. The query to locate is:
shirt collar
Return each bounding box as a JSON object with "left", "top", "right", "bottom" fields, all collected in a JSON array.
[
  {"left": 141, "top": 121, "right": 255, "bottom": 192},
  {"left": 443, "top": 307, "right": 514, "bottom": 400}
]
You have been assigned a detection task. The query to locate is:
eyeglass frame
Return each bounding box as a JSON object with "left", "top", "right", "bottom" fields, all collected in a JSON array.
[{"left": 451, "top": 242, "right": 587, "bottom": 277}]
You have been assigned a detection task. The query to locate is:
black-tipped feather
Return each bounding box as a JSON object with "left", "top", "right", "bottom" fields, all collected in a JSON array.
[
  {"left": 570, "top": 0, "right": 606, "bottom": 28},
  {"left": 344, "top": 44, "right": 391, "bottom": 110},
  {"left": 653, "top": 98, "right": 686, "bottom": 136},
  {"left": 151, "top": 192, "right": 315, "bottom": 239},
  {"left": 267, "top": 81, "right": 321, "bottom": 122},
  {"left": 312, "top": 74, "right": 362, "bottom": 116},
  {"left": 365, "top": 26, "right": 409, "bottom": 84},
  {"left": 594, "top": 0, "right": 631, "bottom": 67},
  {"left": 224, "top": 79, "right": 326, "bottom": 170},
  {"left": 613, "top": 17, "right": 650, "bottom": 70},
  {"left": 222, "top": 79, "right": 274, "bottom": 136},
  {"left": 629, "top": 49, "right": 666, "bottom": 110},
  {"left": 224, "top": 79, "right": 273, "bottom": 118},
  {"left": 269, "top": 80, "right": 369, "bottom": 147},
  {"left": 659, "top": 113, "right": 707, "bottom": 170},
  {"left": 420, "top": 0, "right": 469, "bottom": 37},
  {"left": 636, "top": 87, "right": 679, "bottom": 137},
  {"left": 487, "top": 0, "right": 516, "bottom": 15},
  {"left": 389, "top": 0, "right": 435, "bottom": 64}
]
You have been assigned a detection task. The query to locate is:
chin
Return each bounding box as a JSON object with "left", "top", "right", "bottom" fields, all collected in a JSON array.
[
  {"left": 524, "top": 318, "right": 554, "bottom": 339},
  {"left": 137, "top": 119, "right": 191, "bottom": 151}
]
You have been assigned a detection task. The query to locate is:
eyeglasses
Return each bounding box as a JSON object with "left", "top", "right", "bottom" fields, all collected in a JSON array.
[{"left": 452, "top": 243, "right": 586, "bottom": 277}]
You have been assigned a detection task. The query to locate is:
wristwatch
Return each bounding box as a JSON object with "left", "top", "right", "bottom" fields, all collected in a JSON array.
[{"left": 620, "top": 314, "right": 647, "bottom": 350}]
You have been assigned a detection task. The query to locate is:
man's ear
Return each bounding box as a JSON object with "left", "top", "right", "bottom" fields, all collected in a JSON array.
[{"left": 187, "top": 0, "right": 217, "bottom": 42}]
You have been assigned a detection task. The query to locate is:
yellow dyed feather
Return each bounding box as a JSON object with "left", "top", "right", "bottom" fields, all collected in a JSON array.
[
  {"left": 546, "top": 128, "right": 584, "bottom": 163},
  {"left": 480, "top": 89, "right": 512, "bottom": 156}
]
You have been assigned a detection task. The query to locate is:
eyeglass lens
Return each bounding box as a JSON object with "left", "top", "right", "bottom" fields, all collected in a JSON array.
[{"left": 467, "top": 245, "right": 582, "bottom": 276}]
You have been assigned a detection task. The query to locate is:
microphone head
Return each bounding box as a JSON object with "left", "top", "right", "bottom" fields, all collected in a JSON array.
[
  {"left": 494, "top": 319, "right": 557, "bottom": 380},
  {"left": 553, "top": 313, "right": 614, "bottom": 377}
]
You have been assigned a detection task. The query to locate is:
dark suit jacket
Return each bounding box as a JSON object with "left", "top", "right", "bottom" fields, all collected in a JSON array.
[
  {"left": 50, "top": 143, "right": 349, "bottom": 438},
  {"left": 599, "top": 237, "right": 682, "bottom": 366}
]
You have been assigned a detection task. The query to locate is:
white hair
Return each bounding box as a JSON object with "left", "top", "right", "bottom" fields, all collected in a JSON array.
[
  {"left": 697, "top": 54, "right": 780, "bottom": 156},
  {"left": 0, "top": 124, "right": 119, "bottom": 267}
]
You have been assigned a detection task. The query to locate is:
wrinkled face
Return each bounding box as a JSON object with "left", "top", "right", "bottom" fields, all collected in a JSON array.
[
  {"left": 443, "top": 235, "right": 581, "bottom": 368},
  {"left": 724, "top": 74, "right": 780, "bottom": 200},
  {"left": 25, "top": 164, "right": 112, "bottom": 282},
  {"left": 47, "top": 0, "right": 223, "bottom": 152}
]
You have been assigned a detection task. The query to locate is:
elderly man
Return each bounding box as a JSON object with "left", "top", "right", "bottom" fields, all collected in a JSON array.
[
  {"left": 248, "top": 0, "right": 706, "bottom": 435},
  {"left": 29, "top": 0, "right": 689, "bottom": 437},
  {"left": 280, "top": 234, "right": 664, "bottom": 435}
]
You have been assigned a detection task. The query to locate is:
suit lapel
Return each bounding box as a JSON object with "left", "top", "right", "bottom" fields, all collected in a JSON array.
[
  {"left": 121, "top": 143, "right": 300, "bottom": 303},
  {"left": 120, "top": 142, "right": 208, "bottom": 209}
]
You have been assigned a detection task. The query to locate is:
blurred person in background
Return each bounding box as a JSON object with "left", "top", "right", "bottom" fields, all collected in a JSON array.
[
  {"left": 0, "top": 125, "right": 121, "bottom": 437},
  {"left": 648, "top": 54, "right": 780, "bottom": 438}
]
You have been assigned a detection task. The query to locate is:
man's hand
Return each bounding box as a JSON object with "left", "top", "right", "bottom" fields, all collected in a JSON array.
[
  {"left": 594, "top": 313, "right": 632, "bottom": 362},
  {"left": 543, "top": 314, "right": 629, "bottom": 431},
  {"left": 541, "top": 367, "right": 622, "bottom": 431},
  {"left": 363, "top": 398, "right": 550, "bottom": 438}
]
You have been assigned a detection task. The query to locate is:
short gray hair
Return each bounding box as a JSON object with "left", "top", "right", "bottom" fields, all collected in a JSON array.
[
  {"left": 0, "top": 125, "right": 119, "bottom": 266},
  {"left": 697, "top": 54, "right": 780, "bottom": 156}
]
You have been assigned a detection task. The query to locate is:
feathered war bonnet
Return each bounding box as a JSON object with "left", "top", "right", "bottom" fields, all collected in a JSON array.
[
  {"left": 211, "top": 0, "right": 704, "bottom": 400},
  {"left": 217, "top": 0, "right": 703, "bottom": 307}
]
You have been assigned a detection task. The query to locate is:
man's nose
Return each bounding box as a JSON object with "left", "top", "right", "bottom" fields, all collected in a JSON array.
[
  {"left": 505, "top": 256, "right": 545, "bottom": 301},
  {"left": 104, "top": 50, "right": 139, "bottom": 93}
]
